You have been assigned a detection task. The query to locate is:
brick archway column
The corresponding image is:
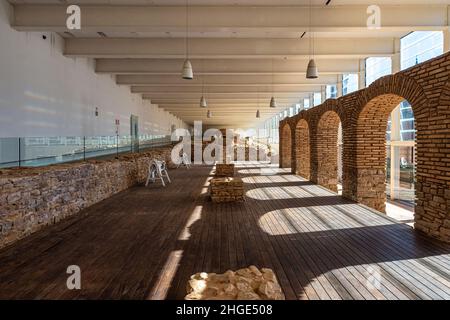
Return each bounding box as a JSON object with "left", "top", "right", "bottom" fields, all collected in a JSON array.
[
  {"left": 279, "top": 123, "right": 292, "bottom": 169},
  {"left": 308, "top": 101, "right": 343, "bottom": 191},
  {"left": 340, "top": 95, "right": 359, "bottom": 204},
  {"left": 278, "top": 124, "right": 284, "bottom": 169},
  {"left": 294, "top": 118, "right": 311, "bottom": 180},
  {"left": 309, "top": 113, "right": 320, "bottom": 185},
  {"left": 289, "top": 121, "right": 296, "bottom": 174},
  {"left": 316, "top": 110, "right": 341, "bottom": 192}
]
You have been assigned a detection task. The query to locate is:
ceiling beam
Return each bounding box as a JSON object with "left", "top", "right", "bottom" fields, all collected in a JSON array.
[
  {"left": 12, "top": 5, "right": 449, "bottom": 33},
  {"left": 116, "top": 74, "right": 339, "bottom": 86},
  {"left": 96, "top": 58, "right": 360, "bottom": 75},
  {"left": 133, "top": 85, "right": 324, "bottom": 93},
  {"left": 64, "top": 37, "right": 395, "bottom": 58},
  {"left": 143, "top": 92, "right": 314, "bottom": 99},
  {"left": 149, "top": 98, "right": 301, "bottom": 104}
]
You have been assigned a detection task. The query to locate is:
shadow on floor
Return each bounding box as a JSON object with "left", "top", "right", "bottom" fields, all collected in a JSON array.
[{"left": 0, "top": 164, "right": 449, "bottom": 300}]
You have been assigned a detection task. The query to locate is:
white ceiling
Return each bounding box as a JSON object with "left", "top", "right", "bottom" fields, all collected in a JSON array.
[
  {"left": 8, "top": 0, "right": 450, "bottom": 5},
  {"left": 8, "top": 0, "right": 450, "bottom": 128}
]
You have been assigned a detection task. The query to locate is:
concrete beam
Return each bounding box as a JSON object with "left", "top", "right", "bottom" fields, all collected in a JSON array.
[
  {"left": 116, "top": 74, "right": 339, "bottom": 86},
  {"left": 13, "top": 5, "right": 449, "bottom": 33},
  {"left": 142, "top": 92, "right": 313, "bottom": 99},
  {"left": 96, "top": 58, "right": 360, "bottom": 75},
  {"left": 65, "top": 37, "right": 395, "bottom": 59},
  {"left": 134, "top": 86, "right": 323, "bottom": 94}
]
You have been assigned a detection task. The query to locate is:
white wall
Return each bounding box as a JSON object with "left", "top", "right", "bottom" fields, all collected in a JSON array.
[{"left": 0, "top": 1, "right": 188, "bottom": 138}]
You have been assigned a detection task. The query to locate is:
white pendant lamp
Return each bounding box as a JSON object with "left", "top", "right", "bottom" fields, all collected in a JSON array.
[
  {"left": 270, "top": 58, "right": 277, "bottom": 108},
  {"left": 256, "top": 88, "right": 261, "bottom": 118},
  {"left": 270, "top": 97, "right": 277, "bottom": 108},
  {"left": 200, "top": 72, "right": 207, "bottom": 107},
  {"left": 207, "top": 110, "right": 212, "bottom": 118},
  {"left": 182, "top": 0, "right": 193, "bottom": 80},
  {"left": 306, "top": 0, "right": 319, "bottom": 79},
  {"left": 182, "top": 59, "right": 193, "bottom": 80},
  {"left": 200, "top": 95, "right": 207, "bottom": 108},
  {"left": 306, "top": 59, "right": 319, "bottom": 79}
]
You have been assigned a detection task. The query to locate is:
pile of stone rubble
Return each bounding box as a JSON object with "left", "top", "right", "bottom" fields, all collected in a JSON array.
[{"left": 185, "top": 266, "right": 285, "bottom": 300}]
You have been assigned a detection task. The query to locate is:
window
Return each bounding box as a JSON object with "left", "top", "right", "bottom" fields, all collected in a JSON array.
[
  {"left": 289, "top": 107, "right": 294, "bottom": 117},
  {"left": 401, "top": 31, "right": 444, "bottom": 70},
  {"left": 365, "top": 57, "right": 392, "bottom": 86},
  {"left": 326, "top": 84, "right": 337, "bottom": 99},
  {"left": 396, "top": 31, "right": 444, "bottom": 141},
  {"left": 303, "top": 98, "right": 310, "bottom": 110},
  {"left": 399, "top": 101, "right": 415, "bottom": 141},
  {"left": 342, "top": 74, "right": 358, "bottom": 95},
  {"left": 313, "top": 92, "right": 322, "bottom": 106}
]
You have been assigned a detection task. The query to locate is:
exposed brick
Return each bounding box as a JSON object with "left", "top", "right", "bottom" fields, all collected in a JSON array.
[{"left": 279, "top": 51, "right": 450, "bottom": 243}]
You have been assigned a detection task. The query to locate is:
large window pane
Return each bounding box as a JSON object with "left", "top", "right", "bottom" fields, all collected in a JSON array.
[
  {"left": 342, "top": 74, "right": 358, "bottom": 95},
  {"left": 313, "top": 92, "right": 322, "bottom": 106},
  {"left": 326, "top": 84, "right": 337, "bottom": 99},
  {"left": 401, "top": 31, "right": 444, "bottom": 70},
  {"left": 304, "top": 98, "right": 310, "bottom": 109},
  {"left": 365, "top": 57, "right": 392, "bottom": 86}
]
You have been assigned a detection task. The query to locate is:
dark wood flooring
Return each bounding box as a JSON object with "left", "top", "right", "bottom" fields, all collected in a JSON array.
[{"left": 0, "top": 163, "right": 449, "bottom": 300}]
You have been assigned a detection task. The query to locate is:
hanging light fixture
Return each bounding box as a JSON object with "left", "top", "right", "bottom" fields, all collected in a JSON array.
[
  {"left": 200, "top": 95, "right": 207, "bottom": 108},
  {"left": 182, "top": 0, "right": 193, "bottom": 79},
  {"left": 270, "top": 97, "right": 277, "bottom": 108},
  {"left": 306, "top": 0, "right": 319, "bottom": 79},
  {"left": 270, "top": 58, "right": 277, "bottom": 108},
  {"left": 200, "top": 61, "right": 207, "bottom": 107},
  {"left": 207, "top": 110, "right": 212, "bottom": 118},
  {"left": 256, "top": 87, "right": 261, "bottom": 118}
]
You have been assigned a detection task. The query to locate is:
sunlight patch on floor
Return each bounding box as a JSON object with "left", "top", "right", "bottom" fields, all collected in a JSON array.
[
  {"left": 178, "top": 205, "right": 203, "bottom": 241},
  {"left": 246, "top": 186, "right": 318, "bottom": 200},
  {"left": 258, "top": 207, "right": 395, "bottom": 236},
  {"left": 300, "top": 185, "right": 336, "bottom": 197},
  {"left": 386, "top": 202, "right": 414, "bottom": 226},
  {"left": 146, "top": 250, "right": 183, "bottom": 300}
]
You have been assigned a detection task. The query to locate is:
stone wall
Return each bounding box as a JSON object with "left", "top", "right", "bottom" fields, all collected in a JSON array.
[
  {"left": 279, "top": 52, "right": 450, "bottom": 243},
  {"left": 0, "top": 147, "right": 174, "bottom": 248}
]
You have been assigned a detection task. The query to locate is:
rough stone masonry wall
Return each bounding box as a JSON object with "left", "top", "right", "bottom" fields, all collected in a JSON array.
[
  {"left": 0, "top": 147, "right": 174, "bottom": 249},
  {"left": 279, "top": 52, "right": 450, "bottom": 243}
]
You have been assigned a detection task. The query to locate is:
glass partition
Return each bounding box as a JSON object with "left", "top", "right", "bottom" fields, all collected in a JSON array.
[{"left": 0, "top": 135, "right": 172, "bottom": 169}]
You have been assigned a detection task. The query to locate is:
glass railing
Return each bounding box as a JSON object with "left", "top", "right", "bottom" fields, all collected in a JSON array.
[{"left": 0, "top": 135, "right": 172, "bottom": 169}]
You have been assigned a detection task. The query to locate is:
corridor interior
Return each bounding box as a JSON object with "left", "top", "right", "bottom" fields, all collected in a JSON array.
[{"left": 0, "top": 162, "right": 449, "bottom": 300}]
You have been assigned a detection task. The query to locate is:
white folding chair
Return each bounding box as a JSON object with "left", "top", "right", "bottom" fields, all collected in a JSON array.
[
  {"left": 146, "top": 159, "right": 171, "bottom": 187},
  {"left": 177, "top": 152, "right": 191, "bottom": 169}
]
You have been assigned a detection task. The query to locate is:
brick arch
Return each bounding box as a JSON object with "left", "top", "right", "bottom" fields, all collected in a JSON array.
[
  {"left": 314, "top": 110, "right": 342, "bottom": 192},
  {"left": 279, "top": 53, "right": 450, "bottom": 242},
  {"left": 352, "top": 74, "right": 428, "bottom": 213},
  {"left": 294, "top": 118, "right": 310, "bottom": 179},
  {"left": 438, "top": 79, "right": 450, "bottom": 107},
  {"left": 280, "top": 123, "right": 292, "bottom": 169},
  {"left": 306, "top": 100, "right": 344, "bottom": 190}
]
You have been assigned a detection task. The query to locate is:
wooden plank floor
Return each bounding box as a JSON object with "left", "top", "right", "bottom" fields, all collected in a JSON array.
[{"left": 0, "top": 162, "right": 449, "bottom": 300}]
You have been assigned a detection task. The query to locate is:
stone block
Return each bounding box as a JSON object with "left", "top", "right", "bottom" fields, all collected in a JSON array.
[{"left": 185, "top": 266, "right": 285, "bottom": 300}]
